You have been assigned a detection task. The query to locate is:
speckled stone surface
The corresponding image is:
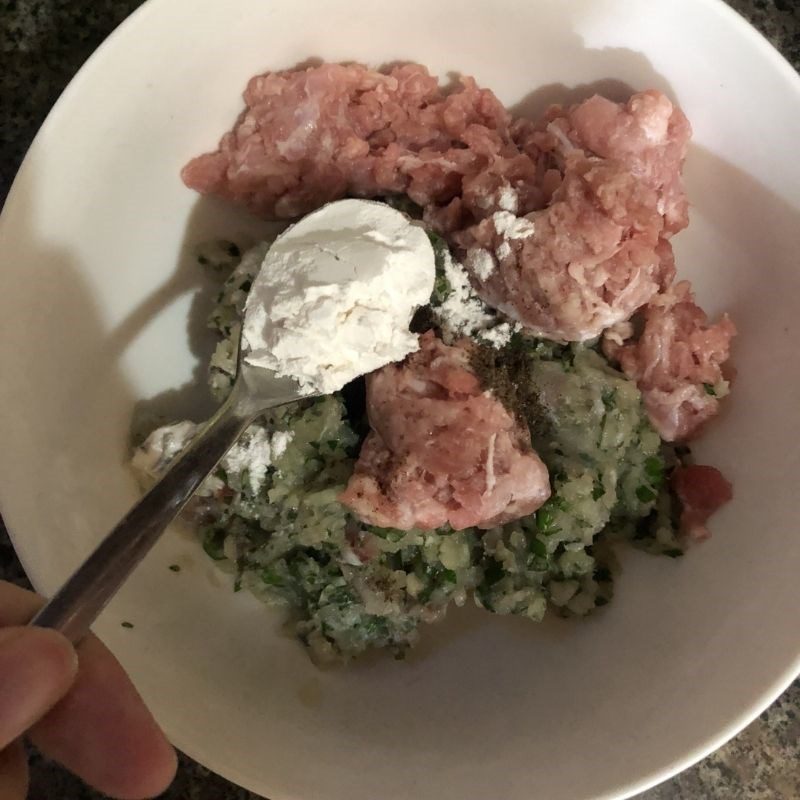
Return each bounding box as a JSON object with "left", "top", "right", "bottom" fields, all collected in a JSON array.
[{"left": 1, "top": 1, "right": 799, "bottom": 798}]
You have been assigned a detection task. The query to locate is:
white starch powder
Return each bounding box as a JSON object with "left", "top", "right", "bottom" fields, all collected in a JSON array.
[{"left": 242, "top": 199, "right": 435, "bottom": 396}]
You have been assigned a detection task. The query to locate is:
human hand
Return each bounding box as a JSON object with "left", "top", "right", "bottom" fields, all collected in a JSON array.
[{"left": 0, "top": 581, "right": 177, "bottom": 799}]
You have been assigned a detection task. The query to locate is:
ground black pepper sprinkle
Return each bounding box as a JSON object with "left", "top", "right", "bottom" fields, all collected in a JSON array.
[{"left": 470, "top": 338, "right": 551, "bottom": 441}]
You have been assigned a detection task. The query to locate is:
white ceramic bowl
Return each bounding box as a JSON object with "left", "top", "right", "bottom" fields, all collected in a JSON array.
[{"left": 1, "top": 1, "right": 799, "bottom": 798}]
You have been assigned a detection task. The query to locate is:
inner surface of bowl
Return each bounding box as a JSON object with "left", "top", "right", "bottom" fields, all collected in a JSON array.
[{"left": 1, "top": 1, "right": 799, "bottom": 799}]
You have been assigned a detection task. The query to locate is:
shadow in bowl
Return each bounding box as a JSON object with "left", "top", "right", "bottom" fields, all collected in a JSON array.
[
  {"left": 507, "top": 36, "right": 676, "bottom": 120},
  {"left": 0, "top": 160, "right": 139, "bottom": 587},
  {"left": 126, "top": 194, "right": 284, "bottom": 440}
]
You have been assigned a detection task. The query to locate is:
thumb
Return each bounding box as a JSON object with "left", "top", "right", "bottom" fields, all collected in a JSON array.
[{"left": 0, "top": 627, "right": 78, "bottom": 749}]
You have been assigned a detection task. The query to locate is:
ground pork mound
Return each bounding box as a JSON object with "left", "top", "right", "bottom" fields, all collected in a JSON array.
[
  {"left": 603, "top": 281, "right": 736, "bottom": 441},
  {"left": 182, "top": 62, "right": 514, "bottom": 218},
  {"left": 441, "top": 90, "right": 690, "bottom": 341},
  {"left": 512, "top": 89, "right": 691, "bottom": 235},
  {"left": 183, "top": 67, "right": 700, "bottom": 344},
  {"left": 340, "top": 332, "right": 551, "bottom": 531},
  {"left": 453, "top": 154, "right": 665, "bottom": 341}
]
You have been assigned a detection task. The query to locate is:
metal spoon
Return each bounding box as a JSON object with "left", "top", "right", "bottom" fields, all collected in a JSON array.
[{"left": 29, "top": 343, "right": 311, "bottom": 643}]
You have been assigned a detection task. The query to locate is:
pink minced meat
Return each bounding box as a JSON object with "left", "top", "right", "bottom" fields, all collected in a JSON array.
[
  {"left": 603, "top": 281, "right": 736, "bottom": 441},
  {"left": 453, "top": 154, "right": 665, "bottom": 341},
  {"left": 182, "top": 62, "right": 514, "bottom": 218},
  {"left": 446, "top": 90, "right": 691, "bottom": 341},
  {"left": 182, "top": 64, "right": 699, "bottom": 343},
  {"left": 543, "top": 90, "right": 692, "bottom": 235},
  {"left": 339, "top": 332, "right": 551, "bottom": 531},
  {"left": 671, "top": 465, "right": 733, "bottom": 541}
]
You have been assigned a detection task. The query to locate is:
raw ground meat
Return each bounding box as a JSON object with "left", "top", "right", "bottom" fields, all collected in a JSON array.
[
  {"left": 183, "top": 59, "right": 733, "bottom": 445},
  {"left": 532, "top": 90, "right": 692, "bottom": 235},
  {"left": 339, "top": 332, "right": 551, "bottom": 531},
  {"left": 182, "top": 62, "right": 514, "bottom": 219},
  {"left": 450, "top": 89, "right": 691, "bottom": 341},
  {"left": 182, "top": 63, "right": 691, "bottom": 342},
  {"left": 671, "top": 464, "right": 733, "bottom": 541},
  {"left": 603, "top": 281, "right": 736, "bottom": 441},
  {"left": 453, "top": 154, "right": 665, "bottom": 341}
]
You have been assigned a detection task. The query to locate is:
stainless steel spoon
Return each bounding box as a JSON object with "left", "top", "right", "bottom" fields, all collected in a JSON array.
[{"left": 29, "top": 344, "right": 311, "bottom": 643}]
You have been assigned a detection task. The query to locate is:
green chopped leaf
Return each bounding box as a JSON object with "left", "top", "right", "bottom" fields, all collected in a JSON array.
[
  {"left": 644, "top": 456, "right": 665, "bottom": 485},
  {"left": 426, "top": 231, "right": 454, "bottom": 305},
  {"left": 364, "top": 615, "right": 391, "bottom": 638},
  {"left": 530, "top": 536, "right": 548, "bottom": 558},
  {"left": 426, "top": 230, "right": 445, "bottom": 250},
  {"left": 168, "top": 564, "right": 181, "bottom": 573},
  {"left": 536, "top": 507, "right": 554, "bottom": 532},
  {"left": 433, "top": 273, "right": 452, "bottom": 302},
  {"left": 260, "top": 569, "right": 283, "bottom": 587},
  {"left": 202, "top": 529, "right": 227, "bottom": 561},
  {"left": 703, "top": 383, "right": 717, "bottom": 396},
  {"left": 441, "top": 568, "right": 458, "bottom": 584},
  {"left": 121, "top": 621, "right": 134, "bottom": 629},
  {"left": 535, "top": 504, "right": 562, "bottom": 536},
  {"left": 636, "top": 485, "right": 657, "bottom": 503},
  {"left": 366, "top": 525, "right": 406, "bottom": 543},
  {"left": 326, "top": 585, "right": 354, "bottom": 607}
]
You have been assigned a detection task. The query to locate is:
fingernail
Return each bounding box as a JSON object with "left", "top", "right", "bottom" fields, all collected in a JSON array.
[{"left": 0, "top": 627, "right": 79, "bottom": 748}]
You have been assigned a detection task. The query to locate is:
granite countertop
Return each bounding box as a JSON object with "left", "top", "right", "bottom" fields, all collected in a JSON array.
[{"left": 1, "top": 1, "right": 799, "bottom": 798}]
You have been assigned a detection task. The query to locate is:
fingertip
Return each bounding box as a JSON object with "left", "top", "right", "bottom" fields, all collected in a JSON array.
[
  {"left": 107, "top": 737, "right": 178, "bottom": 800},
  {"left": 144, "top": 739, "right": 178, "bottom": 799},
  {"left": 91, "top": 701, "right": 177, "bottom": 800}
]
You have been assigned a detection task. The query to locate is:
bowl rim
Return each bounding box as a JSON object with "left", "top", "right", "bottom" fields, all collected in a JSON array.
[{"left": 2, "top": 1, "right": 799, "bottom": 798}]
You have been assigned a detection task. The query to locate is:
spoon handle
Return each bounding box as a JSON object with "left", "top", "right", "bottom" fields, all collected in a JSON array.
[{"left": 29, "top": 383, "right": 255, "bottom": 644}]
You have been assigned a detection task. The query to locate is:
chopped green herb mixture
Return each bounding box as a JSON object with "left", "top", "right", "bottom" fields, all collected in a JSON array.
[{"left": 133, "top": 228, "right": 687, "bottom": 663}]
